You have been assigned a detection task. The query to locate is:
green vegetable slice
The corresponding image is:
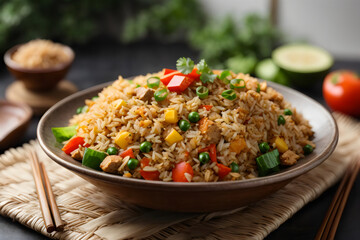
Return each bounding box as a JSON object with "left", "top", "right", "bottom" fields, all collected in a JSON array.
[
  {"left": 196, "top": 86, "right": 209, "bottom": 99},
  {"left": 219, "top": 70, "right": 232, "bottom": 84},
  {"left": 230, "top": 79, "right": 246, "bottom": 89},
  {"left": 51, "top": 126, "right": 77, "bottom": 143},
  {"left": 147, "top": 76, "right": 160, "bottom": 88},
  {"left": 154, "top": 89, "right": 168, "bottom": 101},
  {"left": 221, "top": 89, "right": 237, "bottom": 100},
  {"left": 256, "top": 149, "right": 280, "bottom": 176},
  {"left": 82, "top": 148, "right": 107, "bottom": 171}
]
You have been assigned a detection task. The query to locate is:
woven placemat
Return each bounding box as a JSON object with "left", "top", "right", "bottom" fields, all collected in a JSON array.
[{"left": 0, "top": 113, "right": 358, "bottom": 240}]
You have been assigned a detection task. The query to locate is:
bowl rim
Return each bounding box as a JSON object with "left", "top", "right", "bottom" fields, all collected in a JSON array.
[
  {"left": 4, "top": 42, "right": 75, "bottom": 73},
  {"left": 37, "top": 80, "right": 338, "bottom": 191}
]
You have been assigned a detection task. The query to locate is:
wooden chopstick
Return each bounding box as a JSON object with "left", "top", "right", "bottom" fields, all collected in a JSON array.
[
  {"left": 30, "top": 149, "right": 64, "bottom": 233},
  {"left": 314, "top": 156, "right": 360, "bottom": 240},
  {"left": 40, "top": 162, "right": 65, "bottom": 231}
]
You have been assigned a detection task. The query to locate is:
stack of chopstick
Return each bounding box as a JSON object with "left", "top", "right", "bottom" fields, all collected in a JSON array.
[
  {"left": 30, "top": 149, "right": 64, "bottom": 233},
  {"left": 315, "top": 156, "right": 360, "bottom": 240}
]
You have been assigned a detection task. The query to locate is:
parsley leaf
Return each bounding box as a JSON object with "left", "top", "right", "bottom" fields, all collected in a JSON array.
[
  {"left": 200, "top": 72, "right": 217, "bottom": 84},
  {"left": 197, "top": 59, "right": 217, "bottom": 84},
  {"left": 176, "top": 57, "right": 195, "bottom": 74}
]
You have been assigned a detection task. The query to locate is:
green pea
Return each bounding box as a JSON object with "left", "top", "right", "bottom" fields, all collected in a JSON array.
[
  {"left": 303, "top": 144, "right": 313, "bottom": 155},
  {"left": 259, "top": 142, "right": 270, "bottom": 153},
  {"left": 178, "top": 119, "right": 191, "bottom": 131},
  {"left": 76, "top": 106, "right": 83, "bottom": 114},
  {"left": 278, "top": 115, "right": 286, "bottom": 125},
  {"left": 127, "top": 158, "right": 139, "bottom": 170},
  {"left": 140, "top": 141, "right": 152, "bottom": 153},
  {"left": 284, "top": 109, "right": 293, "bottom": 115},
  {"left": 188, "top": 112, "right": 200, "bottom": 123},
  {"left": 106, "top": 147, "right": 118, "bottom": 155},
  {"left": 230, "top": 162, "right": 239, "bottom": 172},
  {"left": 199, "top": 152, "right": 210, "bottom": 164}
]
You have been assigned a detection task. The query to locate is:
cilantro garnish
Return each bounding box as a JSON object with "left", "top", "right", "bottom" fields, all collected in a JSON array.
[{"left": 176, "top": 57, "right": 195, "bottom": 74}]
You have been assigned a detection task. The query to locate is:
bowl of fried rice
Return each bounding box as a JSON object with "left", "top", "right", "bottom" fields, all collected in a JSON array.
[{"left": 38, "top": 58, "right": 338, "bottom": 212}]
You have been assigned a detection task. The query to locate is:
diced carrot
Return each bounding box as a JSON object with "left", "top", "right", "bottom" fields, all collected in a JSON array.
[
  {"left": 199, "top": 117, "right": 210, "bottom": 134},
  {"left": 62, "top": 136, "right": 85, "bottom": 155},
  {"left": 163, "top": 68, "right": 177, "bottom": 75},
  {"left": 217, "top": 163, "right": 231, "bottom": 179},
  {"left": 119, "top": 148, "right": 135, "bottom": 159},
  {"left": 172, "top": 162, "right": 194, "bottom": 182},
  {"left": 229, "top": 137, "right": 247, "bottom": 154},
  {"left": 140, "top": 170, "right": 160, "bottom": 180},
  {"left": 199, "top": 105, "right": 213, "bottom": 111}
]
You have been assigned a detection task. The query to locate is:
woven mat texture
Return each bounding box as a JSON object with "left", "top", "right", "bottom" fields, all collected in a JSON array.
[{"left": 0, "top": 113, "right": 358, "bottom": 240}]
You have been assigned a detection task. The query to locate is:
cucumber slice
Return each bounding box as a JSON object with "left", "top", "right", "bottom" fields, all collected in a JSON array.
[
  {"left": 82, "top": 148, "right": 107, "bottom": 171},
  {"left": 272, "top": 44, "right": 333, "bottom": 87},
  {"left": 255, "top": 58, "right": 289, "bottom": 86}
]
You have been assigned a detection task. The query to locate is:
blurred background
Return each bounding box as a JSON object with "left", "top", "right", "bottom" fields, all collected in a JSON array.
[{"left": 0, "top": 0, "right": 359, "bottom": 239}]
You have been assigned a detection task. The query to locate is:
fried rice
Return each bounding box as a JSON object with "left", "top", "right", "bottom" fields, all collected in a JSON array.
[{"left": 67, "top": 71, "right": 315, "bottom": 182}]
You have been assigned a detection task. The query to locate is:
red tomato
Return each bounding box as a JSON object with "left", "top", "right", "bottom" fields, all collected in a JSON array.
[
  {"left": 172, "top": 162, "right": 194, "bottom": 182},
  {"left": 167, "top": 75, "right": 195, "bottom": 93},
  {"left": 140, "top": 170, "right": 160, "bottom": 180},
  {"left": 216, "top": 163, "right": 231, "bottom": 179},
  {"left": 323, "top": 70, "right": 360, "bottom": 116},
  {"left": 119, "top": 148, "right": 135, "bottom": 159}
]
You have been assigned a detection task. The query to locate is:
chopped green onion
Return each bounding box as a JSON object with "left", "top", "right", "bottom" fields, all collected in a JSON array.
[
  {"left": 127, "top": 158, "right": 139, "bottom": 170},
  {"left": 136, "top": 84, "right": 141, "bottom": 88},
  {"left": 284, "top": 109, "right": 293, "bottom": 115},
  {"left": 188, "top": 112, "right": 200, "bottom": 123},
  {"left": 230, "top": 79, "right": 246, "bottom": 89},
  {"left": 51, "top": 126, "right": 77, "bottom": 143},
  {"left": 259, "top": 142, "right": 270, "bottom": 153},
  {"left": 219, "top": 70, "right": 232, "bottom": 84},
  {"left": 76, "top": 106, "right": 83, "bottom": 114},
  {"left": 256, "top": 149, "right": 280, "bottom": 176},
  {"left": 92, "top": 96, "right": 99, "bottom": 101},
  {"left": 303, "top": 144, "right": 313, "bottom": 155},
  {"left": 230, "top": 162, "right": 239, "bottom": 172},
  {"left": 82, "top": 148, "right": 107, "bottom": 171},
  {"left": 154, "top": 89, "right": 168, "bottom": 102},
  {"left": 256, "top": 83, "right": 260, "bottom": 93},
  {"left": 147, "top": 77, "right": 160, "bottom": 89},
  {"left": 196, "top": 86, "right": 209, "bottom": 99},
  {"left": 221, "top": 89, "right": 237, "bottom": 100},
  {"left": 278, "top": 115, "right": 286, "bottom": 125}
]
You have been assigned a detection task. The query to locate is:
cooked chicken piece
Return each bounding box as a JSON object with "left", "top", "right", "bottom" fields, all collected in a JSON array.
[
  {"left": 100, "top": 155, "right": 123, "bottom": 173},
  {"left": 70, "top": 149, "right": 83, "bottom": 161},
  {"left": 199, "top": 117, "right": 222, "bottom": 144},
  {"left": 134, "top": 87, "right": 154, "bottom": 102},
  {"left": 280, "top": 150, "right": 300, "bottom": 166}
]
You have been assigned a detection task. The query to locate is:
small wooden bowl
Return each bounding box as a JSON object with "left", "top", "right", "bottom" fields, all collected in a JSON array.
[
  {"left": 4, "top": 43, "right": 74, "bottom": 91},
  {"left": 0, "top": 100, "right": 32, "bottom": 150}
]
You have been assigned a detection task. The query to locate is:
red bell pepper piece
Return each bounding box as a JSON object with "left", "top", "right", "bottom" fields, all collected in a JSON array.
[
  {"left": 139, "top": 157, "right": 160, "bottom": 180},
  {"left": 198, "top": 144, "right": 217, "bottom": 163},
  {"left": 62, "top": 136, "right": 86, "bottom": 155},
  {"left": 172, "top": 161, "right": 194, "bottom": 182},
  {"left": 217, "top": 163, "right": 231, "bottom": 179},
  {"left": 199, "top": 105, "right": 213, "bottom": 111},
  {"left": 187, "top": 67, "right": 201, "bottom": 80},
  {"left": 163, "top": 68, "right": 177, "bottom": 75},
  {"left": 167, "top": 75, "right": 195, "bottom": 92},
  {"left": 160, "top": 71, "right": 184, "bottom": 86},
  {"left": 119, "top": 148, "right": 135, "bottom": 159}
]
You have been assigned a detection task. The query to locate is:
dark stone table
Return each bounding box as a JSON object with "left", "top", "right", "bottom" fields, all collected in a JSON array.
[{"left": 0, "top": 41, "right": 358, "bottom": 240}]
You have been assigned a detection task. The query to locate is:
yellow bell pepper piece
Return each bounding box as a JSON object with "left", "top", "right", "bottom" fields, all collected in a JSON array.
[
  {"left": 115, "top": 131, "right": 132, "bottom": 149},
  {"left": 164, "top": 109, "right": 178, "bottom": 123},
  {"left": 123, "top": 172, "right": 132, "bottom": 178},
  {"left": 112, "top": 99, "right": 127, "bottom": 110},
  {"left": 165, "top": 129, "right": 183, "bottom": 145},
  {"left": 275, "top": 137, "right": 288, "bottom": 153}
]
